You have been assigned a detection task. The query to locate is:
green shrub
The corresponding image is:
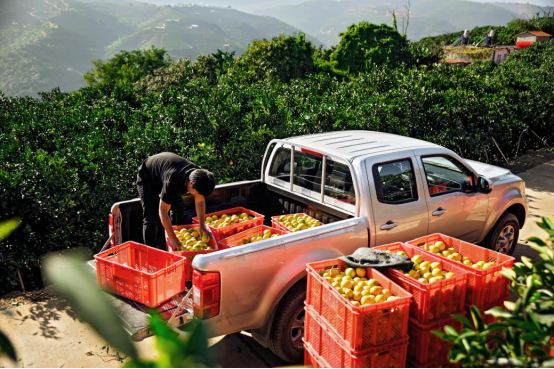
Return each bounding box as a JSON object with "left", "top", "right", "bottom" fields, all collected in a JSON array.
[{"left": 330, "top": 22, "right": 413, "bottom": 75}]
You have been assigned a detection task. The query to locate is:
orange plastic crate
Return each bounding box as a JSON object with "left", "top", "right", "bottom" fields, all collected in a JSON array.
[
  {"left": 304, "top": 340, "right": 327, "bottom": 368},
  {"left": 373, "top": 242, "right": 468, "bottom": 324},
  {"left": 271, "top": 213, "right": 323, "bottom": 233},
  {"left": 304, "top": 310, "right": 409, "bottom": 368},
  {"left": 166, "top": 224, "right": 218, "bottom": 282},
  {"left": 306, "top": 259, "right": 412, "bottom": 351},
  {"left": 407, "top": 316, "right": 463, "bottom": 365},
  {"left": 218, "top": 225, "right": 288, "bottom": 249},
  {"left": 95, "top": 242, "right": 186, "bottom": 307},
  {"left": 407, "top": 233, "right": 515, "bottom": 308},
  {"left": 193, "top": 207, "right": 264, "bottom": 241}
]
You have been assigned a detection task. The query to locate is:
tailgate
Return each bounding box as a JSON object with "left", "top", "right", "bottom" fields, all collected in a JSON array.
[{"left": 86, "top": 260, "right": 194, "bottom": 341}]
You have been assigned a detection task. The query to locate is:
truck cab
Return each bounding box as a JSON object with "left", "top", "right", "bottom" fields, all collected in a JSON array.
[{"left": 106, "top": 130, "right": 528, "bottom": 362}]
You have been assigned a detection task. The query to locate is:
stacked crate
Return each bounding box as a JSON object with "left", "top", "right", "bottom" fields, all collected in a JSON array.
[
  {"left": 408, "top": 234, "right": 515, "bottom": 349},
  {"left": 373, "top": 242, "right": 469, "bottom": 368},
  {"left": 304, "top": 259, "right": 412, "bottom": 368}
]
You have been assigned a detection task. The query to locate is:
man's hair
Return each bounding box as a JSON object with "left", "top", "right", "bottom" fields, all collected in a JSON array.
[{"left": 190, "top": 169, "right": 216, "bottom": 197}]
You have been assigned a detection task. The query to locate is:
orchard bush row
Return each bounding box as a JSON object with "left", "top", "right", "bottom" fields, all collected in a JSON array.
[{"left": 0, "top": 29, "right": 553, "bottom": 294}]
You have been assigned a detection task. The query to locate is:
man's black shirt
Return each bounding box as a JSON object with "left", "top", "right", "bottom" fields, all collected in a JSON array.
[{"left": 138, "top": 152, "right": 198, "bottom": 204}]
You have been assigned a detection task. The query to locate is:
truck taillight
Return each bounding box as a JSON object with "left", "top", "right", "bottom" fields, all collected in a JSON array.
[
  {"left": 193, "top": 270, "right": 220, "bottom": 319},
  {"left": 108, "top": 213, "right": 114, "bottom": 246}
]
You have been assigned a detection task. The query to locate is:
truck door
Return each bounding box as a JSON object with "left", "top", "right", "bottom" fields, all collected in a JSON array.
[
  {"left": 415, "top": 150, "right": 488, "bottom": 243},
  {"left": 365, "top": 154, "right": 429, "bottom": 245}
]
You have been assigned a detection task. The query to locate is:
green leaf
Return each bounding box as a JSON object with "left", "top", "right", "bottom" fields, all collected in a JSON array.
[
  {"left": 541, "top": 217, "right": 554, "bottom": 231},
  {"left": 526, "top": 237, "right": 547, "bottom": 247},
  {"left": 444, "top": 325, "right": 459, "bottom": 336},
  {"left": 486, "top": 307, "right": 512, "bottom": 319},
  {"left": 452, "top": 313, "right": 473, "bottom": 329},
  {"left": 0, "top": 330, "right": 16, "bottom": 361},
  {"left": 44, "top": 255, "right": 138, "bottom": 359},
  {"left": 504, "top": 301, "right": 516, "bottom": 311},
  {"left": 0, "top": 218, "right": 20, "bottom": 241}
]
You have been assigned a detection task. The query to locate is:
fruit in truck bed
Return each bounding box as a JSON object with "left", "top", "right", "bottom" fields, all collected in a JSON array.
[
  {"left": 423, "top": 240, "right": 496, "bottom": 270},
  {"left": 174, "top": 228, "right": 212, "bottom": 251},
  {"left": 275, "top": 213, "right": 322, "bottom": 232},
  {"left": 319, "top": 267, "right": 399, "bottom": 306},
  {"left": 204, "top": 211, "right": 255, "bottom": 228},
  {"left": 237, "top": 229, "right": 281, "bottom": 246}
]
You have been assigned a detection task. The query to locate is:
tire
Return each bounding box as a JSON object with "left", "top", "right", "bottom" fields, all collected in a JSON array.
[
  {"left": 485, "top": 213, "right": 519, "bottom": 255},
  {"left": 268, "top": 283, "right": 306, "bottom": 363}
]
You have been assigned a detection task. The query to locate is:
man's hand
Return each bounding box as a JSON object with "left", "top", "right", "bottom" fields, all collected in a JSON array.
[
  {"left": 200, "top": 225, "right": 213, "bottom": 240},
  {"left": 168, "top": 235, "right": 181, "bottom": 252}
]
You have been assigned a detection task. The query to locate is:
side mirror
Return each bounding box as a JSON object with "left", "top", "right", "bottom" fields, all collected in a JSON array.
[{"left": 478, "top": 176, "right": 494, "bottom": 194}]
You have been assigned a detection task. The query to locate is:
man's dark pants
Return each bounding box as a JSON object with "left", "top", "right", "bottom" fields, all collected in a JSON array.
[{"left": 137, "top": 170, "right": 186, "bottom": 249}]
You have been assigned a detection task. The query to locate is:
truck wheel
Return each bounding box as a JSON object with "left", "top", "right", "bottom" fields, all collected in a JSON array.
[
  {"left": 486, "top": 213, "right": 519, "bottom": 255},
  {"left": 269, "top": 283, "right": 306, "bottom": 363}
]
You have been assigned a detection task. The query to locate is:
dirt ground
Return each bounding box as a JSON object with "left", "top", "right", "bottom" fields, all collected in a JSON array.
[{"left": 504, "top": 147, "right": 554, "bottom": 174}]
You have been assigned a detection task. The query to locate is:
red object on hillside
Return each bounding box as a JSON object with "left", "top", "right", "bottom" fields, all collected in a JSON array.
[{"left": 515, "top": 41, "right": 534, "bottom": 49}]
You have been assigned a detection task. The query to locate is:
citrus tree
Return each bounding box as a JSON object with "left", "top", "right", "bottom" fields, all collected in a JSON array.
[{"left": 330, "top": 22, "right": 412, "bottom": 75}]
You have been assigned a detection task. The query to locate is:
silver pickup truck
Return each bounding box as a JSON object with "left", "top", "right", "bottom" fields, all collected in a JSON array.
[{"left": 106, "top": 130, "right": 528, "bottom": 362}]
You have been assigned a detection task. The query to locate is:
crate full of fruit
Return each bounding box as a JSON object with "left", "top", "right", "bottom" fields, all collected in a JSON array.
[
  {"left": 373, "top": 242, "right": 468, "bottom": 324},
  {"left": 407, "top": 233, "right": 514, "bottom": 307},
  {"left": 218, "top": 225, "right": 287, "bottom": 249},
  {"left": 193, "top": 206, "right": 264, "bottom": 240},
  {"left": 166, "top": 224, "right": 218, "bottom": 281},
  {"left": 306, "top": 258, "right": 411, "bottom": 351},
  {"left": 271, "top": 213, "right": 322, "bottom": 233}
]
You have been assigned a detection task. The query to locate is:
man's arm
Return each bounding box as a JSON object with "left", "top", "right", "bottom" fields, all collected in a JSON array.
[
  {"left": 159, "top": 200, "right": 180, "bottom": 251},
  {"left": 194, "top": 194, "right": 213, "bottom": 239}
]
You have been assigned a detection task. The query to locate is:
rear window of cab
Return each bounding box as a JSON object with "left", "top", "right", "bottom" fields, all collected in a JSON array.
[{"left": 268, "top": 147, "right": 356, "bottom": 211}]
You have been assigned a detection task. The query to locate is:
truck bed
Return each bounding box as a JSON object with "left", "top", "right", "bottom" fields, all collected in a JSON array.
[
  {"left": 105, "top": 180, "right": 360, "bottom": 340},
  {"left": 112, "top": 180, "right": 352, "bottom": 248}
]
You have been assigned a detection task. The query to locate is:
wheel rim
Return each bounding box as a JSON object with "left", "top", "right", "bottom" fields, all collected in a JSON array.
[
  {"left": 290, "top": 307, "right": 305, "bottom": 350},
  {"left": 495, "top": 224, "right": 515, "bottom": 254}
]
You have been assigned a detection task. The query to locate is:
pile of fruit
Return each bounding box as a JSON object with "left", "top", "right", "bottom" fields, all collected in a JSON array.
[
  {"left": 276, "top": 214, "right": 321, "bottom": 232},
  {"left": 424, "top": 241, "right": 496, "bottom": 270},
  {"left": 205, "top": 212, "right": 254, "bottom": 229},
  {"left": 174, "top": 228, "right": 213, "bottom": 251},
  {"left": 241, "top": 229, "right": 280, "bottom": 245},
  {"left": 385, "top": 250, "right": 455, "bottom": 284},
  {"left": 319, "top": 267, "right": 399, "bottom": 307}
]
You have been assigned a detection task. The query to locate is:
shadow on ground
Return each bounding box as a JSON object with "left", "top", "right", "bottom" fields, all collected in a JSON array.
[
  {"left": 209, "top": 332, "right": 289, "bottom": 368},
  {"left": 9, "top": 298, "right": 81, "bottom": 340}
]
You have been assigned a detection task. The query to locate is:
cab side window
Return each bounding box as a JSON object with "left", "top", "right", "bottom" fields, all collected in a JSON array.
[
  {"left": 373, "top": 159, "right": 418, "bottom": 204},
  {"left": 421, "top": 156, "right": 475, "bottom": 196}
]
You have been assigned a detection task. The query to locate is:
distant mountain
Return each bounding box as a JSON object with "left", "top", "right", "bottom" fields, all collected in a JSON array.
[
  {"left": 256, "top": 0, "right": 521, "bottom": 45},
  {"left": 0, "top": 0, "right": 320, "bottom": 96}
]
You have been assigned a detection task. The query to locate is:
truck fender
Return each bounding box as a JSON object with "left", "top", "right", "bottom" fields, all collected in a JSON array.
[
  {"left": 480, "top": 193, "right": 527, "bottom": 243},
  {"left": 250, "top": 248, "right": 344, "bottom": 348}
]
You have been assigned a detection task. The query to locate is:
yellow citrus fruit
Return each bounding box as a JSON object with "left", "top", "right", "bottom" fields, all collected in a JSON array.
[
  {"left": 360, "top": 295, "right": 374, "bottom": 305},
  {"left": 412, "top": 255, "right": 423, "bottom": 264},
  {"left": 355, "top": 268, "right": 366, "bottom": 278},
  {"left": 369, "top": 286, "right": 382, "bottom": 295},
  {"left": 330, "top": 268, "right": 339, "bottom": 277},
  {"left": 345, "top": 268, "right": 356, "bottom": 278},
  {"left": 375, "top": 294, "right": 386, "bottom": 303}
]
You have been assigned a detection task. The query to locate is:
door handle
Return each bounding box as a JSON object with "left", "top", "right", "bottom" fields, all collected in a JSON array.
[
  {"left": 432, "top": 208, "right": 447, "bottom": 216},
  {"left": 380, "top": 222, "right": 399, "bottom": 231}
]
